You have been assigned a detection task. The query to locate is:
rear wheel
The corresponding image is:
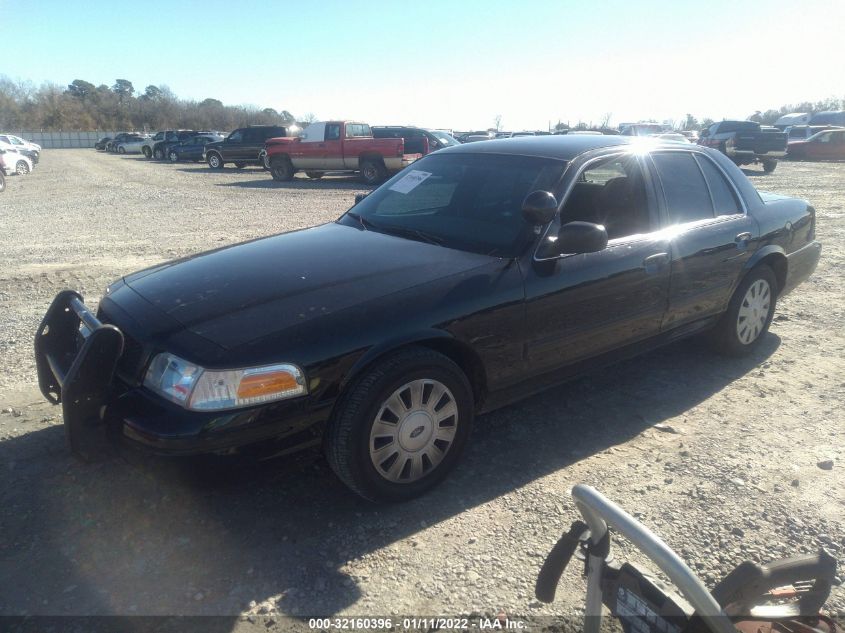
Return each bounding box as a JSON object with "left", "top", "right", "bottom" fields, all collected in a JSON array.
[
  {"left": 709, "top": 265, "right": 777, "bottom": 356},
  {"left": 360, "top": 159, "right": 387, "bottom": 185},
  {"left": 168, "top": 150, "right": 179, "bottom": 162},
  {"left": 15, "top": 160, "right": 30, "bottom": 176},
  {"left": 142, "top": 146, "right": 152, "bottom": 158},
  {"left": 270, "top": 157, "right": 294, "bottom": 181},
  {"left": 117, "top": 146, "right": 125, "bottom": 154},
  {"left": 207, "top": 152, "right": 223, "bottom": 169},
  {"left": 0, "top": 172, "right": 6, "bottom": 192},
  {"left": 153, "top": 147, "right": 165, "bottom": 160},
  {"left": 762, "top": 159, "right": 777, "bottom": 173},
  {"left": 324, "top": 347, "right": 473, "bottom": 502}
]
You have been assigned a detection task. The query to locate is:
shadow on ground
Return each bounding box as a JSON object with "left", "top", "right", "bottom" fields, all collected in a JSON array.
[{"left": 0, "top": 334, "right": 780, "bottom": 626}]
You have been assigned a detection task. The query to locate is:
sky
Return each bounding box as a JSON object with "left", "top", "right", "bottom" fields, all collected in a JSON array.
[{"left": 2, "top": 0, "right": 843, "bottom": 131}]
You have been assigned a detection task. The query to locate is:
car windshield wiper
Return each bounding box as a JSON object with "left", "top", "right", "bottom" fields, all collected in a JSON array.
[
  {"left": 345, "top": 211, "right": 379, "bottom": 231},
  {"left": 377, "top": 224, "right": 445, "bottom": 246}
]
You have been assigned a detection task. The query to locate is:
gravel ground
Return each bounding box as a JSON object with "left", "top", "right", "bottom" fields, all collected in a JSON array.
[{"left": 0, "top": 150, "right": 842, "bottom": 631}]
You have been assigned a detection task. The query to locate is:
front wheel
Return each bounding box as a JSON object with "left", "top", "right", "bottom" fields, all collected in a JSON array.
[
  {"left": 142, "top": 146, "right": 152, "bottom": 158},
  {"left": 0, "top": 172, "right": 6, "bottom": 192},
  {"left": 360, "top": 159, "right": 387, "bottom": 185},
  {"left": 15, "top": 160, "right": 30, "bottom": 176},
  {"left": 207, "top": 152, "right": 223, "bottom": 169},
  {"left": 324, "top": 347, "right": 474, "bottom": 502},
  {"left": 168, "top": 150, "right": 179, "bottom": 162},
  {"left": 762, "top": 159, "right": 777, "bottom": 173},
  {"left": 709, "top": 265, "right": 777, "bottom": 356},
  {"left": 117, "top": 146, "right": 126, "bottom": 154},
  {"left": 269, "top": 157, "right": 294, "bottom": 181}
]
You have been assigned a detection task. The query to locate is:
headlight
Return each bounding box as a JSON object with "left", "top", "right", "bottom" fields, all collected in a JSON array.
[{"left": 143, "top": 353, "right": 306, "bottom": 411}]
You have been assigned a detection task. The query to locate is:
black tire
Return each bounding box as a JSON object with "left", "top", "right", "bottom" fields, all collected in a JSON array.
[
  {"left": 0, "top": 173, "right": 6, "bottom": 192},
  {"left": 168, "top": 150, "right": 179, "bottom": 163},
  {"left": 324, "top": 346, "right": 474, "bottom": 503},
  {"left": 142, "top": 146, "right": 152, "bottom": 159},
  {"left": 305, "top": 171, "right": 324, "bottom": 180},
  {"left": 117, "top": 146, "right": 125, "bottom": 154},
  {"left": 762, "top": 159, "right": 777, "bottom": 173},
  {"left": 709, "top": 265, "right": 778, "bottom": 357},
  {"left": 153, "top": 147, "right": 165, "bottom": 160},
  {"left": 207, "top": 152, "right": 224, "bottom": 169},
  {"left": 360, "top": 159, "right": 387, "bottom": 185},
  {"left": 234, "top": 161, "right": 246, "bottom": 169},
  {"left": 269, "top": 156, "right": 294, "bottom": 181},
  {"left": 15, "top": 160, "right": 30, "bottom": 176}
]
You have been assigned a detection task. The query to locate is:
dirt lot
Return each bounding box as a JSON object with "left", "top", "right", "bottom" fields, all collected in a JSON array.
[{"left": 0, "top": 150, "right": 842, "bottom": 629}]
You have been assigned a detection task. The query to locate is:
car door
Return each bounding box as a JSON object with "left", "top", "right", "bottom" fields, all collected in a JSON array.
[
  {"left": 323, "top": 123, "right": 344, "bottom": 169},
  {"left": 647, "top": 150, "right": 757, "bottom": 331},
  {"left": 241, "top": 128, "right": 266, "bottom": 162},
  {"left": 222, "top": 129, "right": 244, "bottom": 161},
  {"left": 522, "top": 151, "right": 671, "bottom": 375}
]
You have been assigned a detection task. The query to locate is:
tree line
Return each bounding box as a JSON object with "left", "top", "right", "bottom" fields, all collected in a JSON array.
[
  {"left": 1, "top": 76, "right": 842, "bottom": 133},
  {"left": 0, "top": 77, "right": 300, "bottom": 132}
]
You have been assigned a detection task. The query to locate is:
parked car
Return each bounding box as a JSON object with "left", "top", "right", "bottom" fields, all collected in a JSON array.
[
  {"left": 679, "top": 130, "right": 699, "bottom": 143},
  {"left": 0, "top": 150, "right": 6, "bottom": 192},
  {"left": 463, "top": 134, "right": 494, "bottom": 143},
  {"left": 0, "top": 134, "right": 40, "bottom": 165},
  {"left": 143, "top": 130, "right": 204, "bottom": 160},
  {"left": 115, "top": 134, "right": 151, "bottom": 154},
  {"left": 204, "top": 125, "right": 296, "bottom": 170},
  {"left": 655, "top": 132, "right": 690, "bottom": 143},
  {"left": 372, "top": 126, "right": 459, "bottom": 155},
  {"left": 457, "top": 131, "right": 494, "bottom": 143},
  {"left": 698, "top": 121, "right": 787, "bottom": 172},
  {"left": 35, "top": 135, "right": 821, "bottom": 502},
  {"left": 786, "top": 128, "right": 845, "bottom": 161},
  {"left": 95, "top": 136, "right": 112, "bottom": 151},
  {"left": 264, "top": 121, "right": 419, "bottom": 184},
  {"left": 0, "top": 145, "right": 33, "bottom": 175},
  {"left": 773, "top": 112, "right": 811, "bottom": 130},
  {"left": 619, "top": 123, "right": 665, "bottom": 136},
  {"left": 106, "top": 133, "right": 139, "bottom": 152},
  {"left": 808, "top": 110, "right": 845, "bottom": 127},
  {"left": 167, "top": 134, "right": 225, "bottom": 162},
  {"left": 784, "top": 125, "right": 843, "bottom": 144}
]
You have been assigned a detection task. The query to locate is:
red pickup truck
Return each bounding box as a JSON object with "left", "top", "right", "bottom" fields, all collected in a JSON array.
[{"left": 264, "top": 121, "right": 421, "bottom": 185}]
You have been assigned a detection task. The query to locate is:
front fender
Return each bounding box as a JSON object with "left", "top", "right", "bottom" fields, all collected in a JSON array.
[{"left": 341, "top": 329, "right": 455, "bottom": 391}]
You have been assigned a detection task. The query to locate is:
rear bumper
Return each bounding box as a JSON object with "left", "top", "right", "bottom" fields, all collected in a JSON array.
[
  {"left": 726, "top": 148, "right": 786, "bottom": 159},
  {"left": 782, "top": 240, "right": 822, "bottom": 296},
  {"left": 35, "top": 291, "right": 330, "bottom": 460}
]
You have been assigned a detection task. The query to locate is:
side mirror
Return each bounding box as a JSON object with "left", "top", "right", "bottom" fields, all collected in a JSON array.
[
  {"left": 354, "top": 192, "right": 369, "bottom": 205},
  {"left": 521, "top": 190, "right": 558, "bottom": 225},
  {"left": 557, "top": 221, "right": 608, "bottom": 254}
]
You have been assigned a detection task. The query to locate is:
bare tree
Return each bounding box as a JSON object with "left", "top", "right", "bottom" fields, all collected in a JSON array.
[{"left": 493, "top": 114, "right": 502, "bottom": 131}]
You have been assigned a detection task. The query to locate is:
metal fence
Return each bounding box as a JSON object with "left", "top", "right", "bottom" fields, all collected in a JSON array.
[{"left": 7, "top": 131, "right": 119, "bottom": 149}]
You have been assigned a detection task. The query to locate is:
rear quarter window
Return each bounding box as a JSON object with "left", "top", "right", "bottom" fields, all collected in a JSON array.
[
  {"left": 651, "top": 152, "right": 715, "bottom": 225},
  {"left": 694, "top": 155, "right": 741, "bottom": 216}
]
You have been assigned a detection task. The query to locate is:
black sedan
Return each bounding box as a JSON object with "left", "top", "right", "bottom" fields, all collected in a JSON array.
[
  {"left": 167, "top": 134, "right": 224, "bottom": 162},
  {"left": 35, "top": 136, "right": 821, "bottom": 502}
]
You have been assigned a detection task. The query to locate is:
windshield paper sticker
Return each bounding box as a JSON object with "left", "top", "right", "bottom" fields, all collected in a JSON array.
[{"left": 388, "top": 170, "right": 432, "bottom": 194}]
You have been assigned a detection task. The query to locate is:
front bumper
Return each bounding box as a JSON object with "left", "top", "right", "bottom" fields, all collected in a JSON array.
[{"left": 35, "top": 291, "right": 329, "bottom": 460}]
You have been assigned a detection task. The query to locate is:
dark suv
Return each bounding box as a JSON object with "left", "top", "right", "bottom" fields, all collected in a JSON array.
[
  {"left": 204, "top": 125, "right": 294, "bottom": 169},
  {"left": 372, "top": 126, "right": 459, "bottom": 155}
]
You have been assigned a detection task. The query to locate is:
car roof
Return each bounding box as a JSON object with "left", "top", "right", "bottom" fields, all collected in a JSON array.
[{"left": 442, "top": 134, "right": 634, "bottom": 160}]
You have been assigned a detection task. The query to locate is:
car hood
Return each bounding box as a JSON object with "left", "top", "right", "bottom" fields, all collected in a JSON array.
[{"left": 122, "top": 222, "right": 498, "bottom": 350}]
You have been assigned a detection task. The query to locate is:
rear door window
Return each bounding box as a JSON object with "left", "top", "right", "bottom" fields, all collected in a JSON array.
[
  {"left": 326, "top": 124, "right": 341, "bottom": 141},
  {"left": 651, "top": 152, "right": 714, "bottom": 225},
  {"left": 694, "top": 155, "right": 741, "bottom": 216}
]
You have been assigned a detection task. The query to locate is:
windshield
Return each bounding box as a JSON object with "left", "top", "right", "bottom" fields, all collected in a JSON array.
[{"left": 343, "top": 153, "right": 567, "bottom": 257}]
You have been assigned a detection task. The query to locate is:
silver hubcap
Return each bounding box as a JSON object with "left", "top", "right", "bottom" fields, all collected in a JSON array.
[
  {"left": 17, "top": 162, "right": 28, "bottom": 175},
  {"left": 369, "top": 379, "right": 458, "bottom": 483},
  {"left": 170, "top": 152, "right": 177, "bottom": 161},
  {"left": 737, "top": 279, "right": 771, "bottom": 344},
  {"left": 210, "top": 156, "right": 219, "bottom": 167}
]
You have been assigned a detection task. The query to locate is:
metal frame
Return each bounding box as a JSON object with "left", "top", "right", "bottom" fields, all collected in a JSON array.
[{"left": 571, "top": 484, "right": 737, "bottom": 633}]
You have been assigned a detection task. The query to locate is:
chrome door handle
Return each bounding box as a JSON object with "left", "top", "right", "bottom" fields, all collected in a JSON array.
[
  {"left": 643, "top": 252, "right": 669, "bottom": 273},
  {"left": 735, "top": 232, "right": 752, "bottom": 242}
]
